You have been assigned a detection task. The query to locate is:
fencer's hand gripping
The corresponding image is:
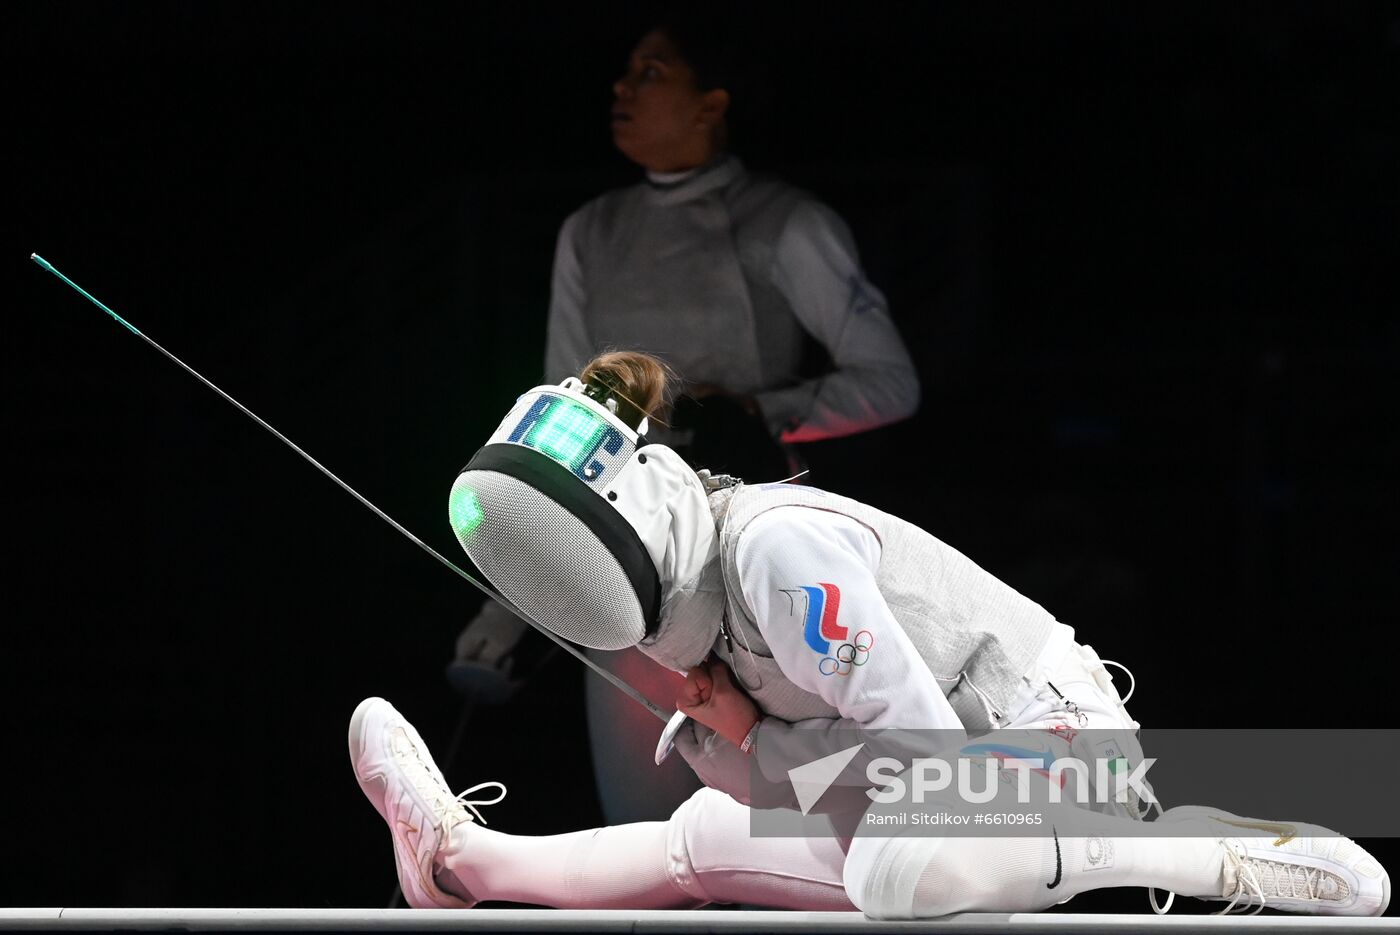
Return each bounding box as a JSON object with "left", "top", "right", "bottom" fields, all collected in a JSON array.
[
  {"left": 677, "top": 657, "right": 761, "bottom": 749},
  {"left": 658, "top": 657, "right": 756, "bottom": 766}
]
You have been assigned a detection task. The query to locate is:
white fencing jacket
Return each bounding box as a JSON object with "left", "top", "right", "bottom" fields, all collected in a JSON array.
[
  {"left": 544, "top": 156, "right": 920, "bottom": 444},
  {"left": 642, "top": 481, "right": 1064, "bottom": 767}
]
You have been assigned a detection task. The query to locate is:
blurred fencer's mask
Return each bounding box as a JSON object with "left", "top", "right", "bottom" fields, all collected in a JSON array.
[{"left": 449, "top": 378, "right": 720, "bottom": 653}]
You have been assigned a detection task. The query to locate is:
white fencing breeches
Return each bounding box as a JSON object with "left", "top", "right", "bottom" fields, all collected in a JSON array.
[{"left": 842, "top": 639, "right": 1225, "bottom": 918}]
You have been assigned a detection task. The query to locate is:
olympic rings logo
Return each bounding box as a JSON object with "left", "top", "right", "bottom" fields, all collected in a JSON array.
[{"left": 818, "top": 630, "right": 875, "bottom": 677}]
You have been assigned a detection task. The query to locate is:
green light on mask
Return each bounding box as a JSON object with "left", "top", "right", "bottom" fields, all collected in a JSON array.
[
  {"left": 449, "top": 485, "right": 485, "bottom": 539},
  {"left": 530, "top": 401, "right": 606, "bottom": 468}
]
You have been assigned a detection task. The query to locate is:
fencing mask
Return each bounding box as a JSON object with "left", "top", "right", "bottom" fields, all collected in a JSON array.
[{"left": 449, "top": 377, "right": 719, "bottom": 653}]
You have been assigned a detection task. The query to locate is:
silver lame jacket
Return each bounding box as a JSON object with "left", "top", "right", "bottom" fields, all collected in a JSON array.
[{"left": 706, "top": 483, "right": 1056, "bottom": 733}]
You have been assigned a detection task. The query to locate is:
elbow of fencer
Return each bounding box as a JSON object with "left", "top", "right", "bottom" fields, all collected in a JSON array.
[{"left": 871, "top": 365, "right": 921, "bottom": 428}]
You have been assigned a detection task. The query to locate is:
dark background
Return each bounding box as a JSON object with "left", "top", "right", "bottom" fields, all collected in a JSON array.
[{"left": 6, "top": 0, "right": 1398, "bottom": 914}]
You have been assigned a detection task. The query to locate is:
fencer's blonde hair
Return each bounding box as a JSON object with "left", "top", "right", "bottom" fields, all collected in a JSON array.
[{"left": 580, "top": 350, "right": 674, "bottom": 432}]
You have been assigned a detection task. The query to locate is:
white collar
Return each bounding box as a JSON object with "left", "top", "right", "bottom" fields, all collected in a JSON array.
[{"left": 642, "top": 155, "right": 744, "bottom": 205}]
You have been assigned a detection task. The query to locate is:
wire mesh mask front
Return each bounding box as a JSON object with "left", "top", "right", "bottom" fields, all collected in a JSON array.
[{"left": 449, "top": 470, "right": 649, "bottom": 650}]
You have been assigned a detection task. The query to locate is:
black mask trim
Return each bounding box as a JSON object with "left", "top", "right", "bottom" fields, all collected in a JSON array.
[{"left": 461, "top": 443, "right": 662, "bottom": 636}]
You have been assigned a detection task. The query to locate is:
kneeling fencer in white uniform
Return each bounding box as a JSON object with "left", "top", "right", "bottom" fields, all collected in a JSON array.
[{"left": 348, "top": 350, "right": 1391, "bottom": 918}]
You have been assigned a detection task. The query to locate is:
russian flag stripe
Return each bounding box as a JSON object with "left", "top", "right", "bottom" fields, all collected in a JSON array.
[{"left": 818, "top": 582, "right": 846, "bottom": 642}]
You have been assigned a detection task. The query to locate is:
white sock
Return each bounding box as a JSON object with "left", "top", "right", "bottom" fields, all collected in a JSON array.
[
  {"left": 435, "top": 821, "right": 698, "bottom": 909},
  {"left": 434, "top": 787, "right": 856, "bottom": 911},
  {"left": 1060, "top": 830, "right": 1225, "bottom": 901}
]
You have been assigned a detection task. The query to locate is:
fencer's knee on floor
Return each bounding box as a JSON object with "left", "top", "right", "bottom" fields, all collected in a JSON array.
[
  {"left": 844, "top": 831, "right": 1060, "bottom": 919},
  {"left": 664, "top": 787, "right": 718, "bottom": 903},
  {"left": 665, "top": 787, "right": 855, "bottom": 910},
  {"left": 843, "top": 831, "right": 925, "bottom": 917}
]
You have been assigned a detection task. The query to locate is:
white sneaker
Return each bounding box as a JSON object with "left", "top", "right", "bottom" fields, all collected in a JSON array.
[
  {"left": 348, "top": 696, "right": 505, "bottom": 908},
  {"left": 1154, "top": 805, "right": 1390, "bottom": 917}
]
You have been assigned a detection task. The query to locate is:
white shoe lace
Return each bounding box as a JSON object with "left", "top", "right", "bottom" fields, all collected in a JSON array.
[
  {"left": 1218, "top": 840, "right": 1269, "bottom": 915},
  {"left": 1150, "top": 840, "right": 1264, "bottom": 916},
  {"left": 393, "top": 729, "right": 507, "bottom": 828},
  {"left": 1224, "top": 838, "right": 1346, "bottom": 911},
  {"left": 449, "top": 781, "right": 508, "bottom": 825}
]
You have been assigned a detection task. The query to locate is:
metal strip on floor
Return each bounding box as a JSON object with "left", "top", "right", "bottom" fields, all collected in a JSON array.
[{"left": 0, "top": 910, "right": 1396, "bottom": 933}]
